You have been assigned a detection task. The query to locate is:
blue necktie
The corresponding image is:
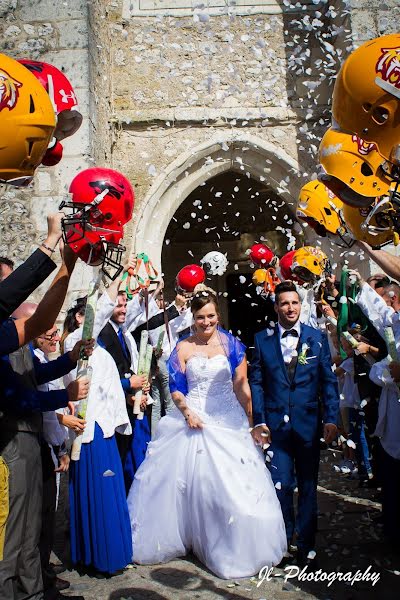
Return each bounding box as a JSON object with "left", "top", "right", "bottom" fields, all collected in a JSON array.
[{"left": 118, "top": 327, "right": 130, "bottom": 360}]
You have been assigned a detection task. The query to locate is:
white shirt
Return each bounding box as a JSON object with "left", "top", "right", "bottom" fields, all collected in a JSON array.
[
  {"left": 356, "top": 283, "right": 400, "bottom": 459},
  {"left": 339, "top": 357, "right": 361, "bottom": 409},
  {"left": 34, "top": 347, "right": 68, "bottom": 447},
  {"left": 278, "top": 321, "right": 301, "bottom": 364},
  {"left": 148, "top": 305, "right": 193, "bottom": 360}
]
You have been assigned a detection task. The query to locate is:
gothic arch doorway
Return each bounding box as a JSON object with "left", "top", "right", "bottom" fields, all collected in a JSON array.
[
  {"left": 132, "top": 133, "right": 315, "bottom": 348},
  {"left": 162, "top": 170, "right": 308, "bottom": 349}
]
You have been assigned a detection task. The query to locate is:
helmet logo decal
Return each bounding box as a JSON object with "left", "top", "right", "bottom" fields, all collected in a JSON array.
[
  {"left": 59, "top": 88, "right": 77, "bottom": 105},
  {"left": 0, "top": 69, "right": 22, "bottom": 111},
  {"left": 376, "top": 45, "right": 400, "bottom": 90},
  {"left": 351, "top": 134, "right": 377, "bottom": 155},
  {"left": 89, "top": 180, "right": 123, "bottom": 200}
]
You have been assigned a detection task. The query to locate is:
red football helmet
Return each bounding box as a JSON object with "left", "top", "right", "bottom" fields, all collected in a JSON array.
[
  {"left": 279, "top": 250, "right": 304, "bottom": 284},
  {"left": 18, "top": 59, "right": 82, "bottom": 141},
  {"left": 248, "top": 243, "right": 275, "bottom": 266},
  {"left": 176, "top": 265, "right": 206, "bottom": 293},
  {"left": 60, "top": 168, "right": 135, "bottom": 280}
]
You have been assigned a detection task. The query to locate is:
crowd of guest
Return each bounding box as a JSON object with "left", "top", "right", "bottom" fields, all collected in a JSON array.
[{"left": 0, "top": 212, "right": 400, "bottom": 600}]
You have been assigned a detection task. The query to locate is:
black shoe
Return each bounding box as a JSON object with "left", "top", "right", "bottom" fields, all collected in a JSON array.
[
  {"left": 297, "top": 550, "right": 319, "bottom": 571},
  {"left": 55, "top": 577, "right": 70, "bottom": 591}
]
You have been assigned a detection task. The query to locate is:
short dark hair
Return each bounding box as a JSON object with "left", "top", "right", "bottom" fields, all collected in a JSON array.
[
  {"left": 367, "top": 274, "right": 390, "bottom": 289},
  {"left": 0, "top": 257, "right": 14, "bottom": 270},
  {"left": 274, "top": 280, "right": 300, "bottom": 304}
]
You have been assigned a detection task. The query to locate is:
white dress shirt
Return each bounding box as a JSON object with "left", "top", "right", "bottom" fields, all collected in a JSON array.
[
  {"left": 278, "top": 320, "right": 301, "bottom": 364},
  {"left": 34, "top": 347, "right": 68, "bottom": 447}
]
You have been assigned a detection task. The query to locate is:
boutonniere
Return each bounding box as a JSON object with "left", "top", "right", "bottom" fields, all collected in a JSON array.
[{"left": 298, "top": 343, "right": 310, "bottom": 365}]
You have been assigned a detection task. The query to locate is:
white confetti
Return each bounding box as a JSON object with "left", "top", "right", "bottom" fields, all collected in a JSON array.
[{"left": 103, "top": 470, "right": 115, "bottom": 477}]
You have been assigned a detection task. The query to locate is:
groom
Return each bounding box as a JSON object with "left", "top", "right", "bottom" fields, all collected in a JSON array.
[{"left": 249, "top": 280, "right": 339, "bottom": 566}]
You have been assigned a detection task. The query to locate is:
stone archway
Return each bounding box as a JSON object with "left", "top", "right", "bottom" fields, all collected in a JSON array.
[{"left": 133, "top": 132, "right": 317, "bottom": 269}]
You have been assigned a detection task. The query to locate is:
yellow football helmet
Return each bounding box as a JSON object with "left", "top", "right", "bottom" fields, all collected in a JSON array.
[
  {"left": 332, "top": 34, "right": 400, "bottom": 161},
  {"left": 0, "top": 53, "right": 56, "bottom": 186},
  {"left": 318, "top": 127, "right": 391, "bottom": 208},
  {"left": 342, "top": 202, "right": 397, "bottom": 248},
  {"left": 296, "top": 179, "right": 353, "bottom": 247},
  {"left": 252, "top": 269, "right": 267, "bottom": 285},
  {"left": 291, "top": 246, "right": 329, "bottom": 282}
]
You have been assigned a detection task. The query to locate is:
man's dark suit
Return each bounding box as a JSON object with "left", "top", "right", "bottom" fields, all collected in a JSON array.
[{"left": 249, "top": 322, "right": 339, "bottom": 554}]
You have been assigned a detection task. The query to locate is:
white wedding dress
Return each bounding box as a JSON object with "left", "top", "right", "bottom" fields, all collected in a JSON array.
[{"left": 127, "top": 353, "right": 287, "bottom": 579}]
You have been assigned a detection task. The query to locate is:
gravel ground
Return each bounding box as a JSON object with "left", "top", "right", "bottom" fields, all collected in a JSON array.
[{"left": 54, "top": 448, "right": 400, "bottom": 600}]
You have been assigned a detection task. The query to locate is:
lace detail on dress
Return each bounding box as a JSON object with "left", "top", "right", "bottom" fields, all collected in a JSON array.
[{"left": 182, "top": 354, "right": 248, "bottom": 429}]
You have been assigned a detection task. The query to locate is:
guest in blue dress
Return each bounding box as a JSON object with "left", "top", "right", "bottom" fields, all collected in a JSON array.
[{"left": 62, "top": 289, "right": 133, "bottom": 574}]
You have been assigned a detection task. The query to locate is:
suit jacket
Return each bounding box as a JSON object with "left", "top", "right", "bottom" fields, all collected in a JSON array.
[
  {"left": 98, "top": 322, "right": 132, "bottom": 379},
  {"left": 249, "top": 323, "right": 339, "bottom": 441},
  {"left": 0, "top": 249, "right": 56, "bottom": 324},
  {"left": 131, "top": 304, "right": 179, "bottom": 347}
]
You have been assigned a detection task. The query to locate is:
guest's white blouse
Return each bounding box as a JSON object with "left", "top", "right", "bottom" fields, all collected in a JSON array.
[{"left": 63, "top": 292, "right": 132, "bottom": 443}]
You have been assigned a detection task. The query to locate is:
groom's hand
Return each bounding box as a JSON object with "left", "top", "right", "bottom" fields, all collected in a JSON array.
[
  {"left": 323, "top": 423, "right": 338, "bottom": 444},
  {"left": 251, "top": 424, "right": 271, "bottom": 448}
]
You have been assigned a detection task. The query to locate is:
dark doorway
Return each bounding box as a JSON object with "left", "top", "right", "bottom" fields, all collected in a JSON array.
[
  {"left": 226, "top": 272, "right": 276, "bottom": 359},
  {"left": 161, "top": 170, "right": 304, "bottom": 334}
]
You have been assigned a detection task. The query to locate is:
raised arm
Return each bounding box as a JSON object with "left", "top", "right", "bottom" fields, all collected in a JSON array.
[
  {"left": 0, "top": 212, "right": 63, "bottom": 323},
  {"left": 14, "top": 243, "right": 77, "bottom": 348},
  {"left": 357, "top": 241, "right": 400, "bottom": 282}
]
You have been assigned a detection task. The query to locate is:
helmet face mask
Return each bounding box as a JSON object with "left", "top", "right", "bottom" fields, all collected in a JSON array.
[{"left": 342, "top": 199, "right": 397, "bottom": 249}]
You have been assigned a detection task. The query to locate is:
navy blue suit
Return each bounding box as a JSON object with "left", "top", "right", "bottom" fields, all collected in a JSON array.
[{"left": 249, "top": 323, "right": 339, "bottom": 552}]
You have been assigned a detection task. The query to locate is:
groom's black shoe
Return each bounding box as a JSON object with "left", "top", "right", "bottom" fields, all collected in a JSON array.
[{"left": 296, "top": 550, "right": 319, "bottom": 571}]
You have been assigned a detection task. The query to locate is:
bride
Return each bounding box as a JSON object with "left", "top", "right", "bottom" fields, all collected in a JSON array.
[{"left": 127, "top": 286, "right": 287, "bottom": 579}]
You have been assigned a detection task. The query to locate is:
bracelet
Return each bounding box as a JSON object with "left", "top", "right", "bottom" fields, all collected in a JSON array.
[{"left": 41, "top": 242, "right": 56, "bottom": 253}]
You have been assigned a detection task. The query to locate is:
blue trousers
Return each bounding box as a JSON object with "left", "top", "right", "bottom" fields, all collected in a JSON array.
[
  {"left": 268, "top": 430, "right": 320, "bottom": 553},
  {"left": 348, "top": 408, "right": 372, "bottom": 478}
]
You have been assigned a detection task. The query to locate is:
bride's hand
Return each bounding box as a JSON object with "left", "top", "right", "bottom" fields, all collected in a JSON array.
[
  {"left": 184, "top": 410, "right": 203, "bottom": 429},
  {"left": 251, "top": 424, "right": 271, "bottom": 448}
]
